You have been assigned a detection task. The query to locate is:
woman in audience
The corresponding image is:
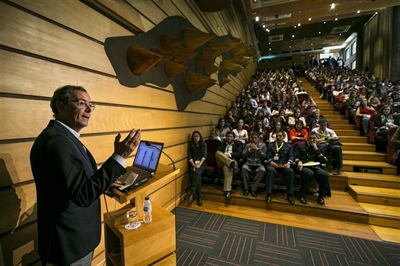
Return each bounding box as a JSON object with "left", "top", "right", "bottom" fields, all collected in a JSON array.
[
  {"left": 224, "top": 110, "right": 236, "bottom": 129},
  {"left": 187, "top": 131, "right": 207, "bottom": 206},
  {"left": 375, "top": 105, "right": 399, "bottom": 139},
  {"left": 288, "top": 107, "right": 306, "bottom": 127},
  {"left": 345, "top": 90, "right": 361, "bottom": 124},
  {"left": 252, "top": 120, "right": 266, "bottom": 141},
  {"left": 289, "top": 120, "right": 308, "bottom": 145},
  {"left": 254, "top": 108, "right": 269, "bottom": 128},
  {"left": 211, "top": 118, "right": 230, "bottom": 140},
  {"left": 355, "top": 98, "right": 377, "bottom": 136},
  {"left": 271, "top": 102, "right": 284, "bottom": 116},
  {"left": 268, "top": 121, "right": 288, "bottom": 142},
  {"left": 271, "top": 109, "right": 289, "bottom": 128},
  {"left": 367, "top": 90, "right": 381, "bottom": 107},
  {"left": 285, "top": 101, "right": 297, "bottom": 116},
  {"left": 233, "top": 119, "right": 249, "bottom": 144},
  {"left": 301, "top": 94, "right": 317, "bottom": 116}
]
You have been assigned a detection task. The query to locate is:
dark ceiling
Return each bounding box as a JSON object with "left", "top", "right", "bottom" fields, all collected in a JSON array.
[{"left": 242, "top": 0, "right": 400, "bottom": 57}]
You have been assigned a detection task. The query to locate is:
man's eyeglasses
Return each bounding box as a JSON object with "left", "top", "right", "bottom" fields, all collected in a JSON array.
[{"left": 69, "top": 99, "right": 95, "bottom": 111}]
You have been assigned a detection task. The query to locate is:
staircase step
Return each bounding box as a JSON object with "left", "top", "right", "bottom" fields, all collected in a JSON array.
[
  {"left": 335, "top": 130, "right": 361, "bottom": 136},
  {"left": 343, "top": 151, "right": 387, "bottom": 162},
  {"left": 359, "top": 203, "right": 400, "bottom": 229},
  {"left": 342, "top": 160, "right": 397, "bottom": 175},
  {"left": 345, "top": 171, "right": 400, "bottom": 189},
  {"left": 342, "top": 143, "right": 375, "bottom": 152},
  {"left": 339, "top": 136, "right": 368, "bottom": 142},
  {"left": 348, "top": 185, "right": 400, "bottom": 207}
]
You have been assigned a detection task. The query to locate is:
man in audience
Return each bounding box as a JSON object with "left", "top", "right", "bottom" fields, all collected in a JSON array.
[
  {"left": 215, "top": 131, "right": 243, "bottom": 200},
  {"left": 265, "top": 131, "right": 296, "bottom": 204},
  {"left": 312, "top": 118, "right": 343, "bottom": 175},
  {"left": 294, "top": 131, "right": 329, "bottom": 205},
  {"left": 241, "top": 132, "right": 267, "bottom": 197}
]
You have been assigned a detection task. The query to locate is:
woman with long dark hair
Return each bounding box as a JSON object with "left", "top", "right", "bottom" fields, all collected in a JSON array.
[{"left": 188, "top": 131, "right": 207, "bottom": 206}]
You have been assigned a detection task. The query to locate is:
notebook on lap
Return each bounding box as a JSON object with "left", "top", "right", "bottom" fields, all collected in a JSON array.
[{"left": 117, "top": 140, "right": 164, "bottom": 191}]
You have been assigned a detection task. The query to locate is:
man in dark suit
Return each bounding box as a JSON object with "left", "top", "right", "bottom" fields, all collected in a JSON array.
[
  {"left": 265, "top": 131, "right": 296, "bottom": 204},
  {"left": 294, "top": 131, "right": 329, "bottom": 205},
  {"left": 30, "top": 85, "right": 141, "bottom": 265},
  {"left": 215, "top": 131, "right": 243, "bottom": 200}
]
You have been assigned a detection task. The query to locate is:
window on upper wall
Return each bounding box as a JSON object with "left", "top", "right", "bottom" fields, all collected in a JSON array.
[
  {"left": 351, "top": 42, "right": 357, "bottom": 55},
  {"left": 345, "top": 48, "right": 350, "bottom": 60},
  {"left": 351, "top": 60, "right": 356, "bottom": 70}
]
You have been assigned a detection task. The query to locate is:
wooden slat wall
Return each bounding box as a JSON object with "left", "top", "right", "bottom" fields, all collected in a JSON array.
[{"left": 0, "top": 0, "right": 255, "bottom": 265}]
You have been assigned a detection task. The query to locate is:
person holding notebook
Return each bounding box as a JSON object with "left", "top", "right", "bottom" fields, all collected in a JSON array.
[{"left": 30, "top": 85, "right": 141, "bottom": 266}]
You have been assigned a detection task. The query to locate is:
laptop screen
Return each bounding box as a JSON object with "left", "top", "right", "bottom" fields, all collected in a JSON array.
[{"left": 133, "top": 140, "right": 164, "bottom": 172}]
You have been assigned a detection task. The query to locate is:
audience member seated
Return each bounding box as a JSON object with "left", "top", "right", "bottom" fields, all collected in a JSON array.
[
  {"left": 252, "top": 120, "right": 267, "bottom": 138},
  {"left": 367, "top": 90, "right": 381, "bottom": 107},
  {"left": 294, "top": 132, "right": 329, "bottom": 205},
  {"left": 271, "top": 109, "right": 289, "bottom": 128},
  {"left": 224, "top": 110, "right": 236, "bottom": 129},
  {"left": 238, "top": 109, "right": 253, "bottom": 128},
  {"left": 255, "top": 100, "right": 272, "bottom": 118},
  {"left": 355, "top": 98, "right": 377, "bottom": 136},
  {"left": 389, "top": 127, "right": 400, "bottom": 174},
  {"left": 288, "top": 107, "right": 306, "bottom": 127},
  {"left": 241, "top": 133, "right": 267, "bottom": 197},
  {"left": 374, "top": 105, "right": 399, "bottom": 144},
  {"left": 254, "top": 109, "right": 269, "bottom": 128},
  {"left": 271, "top": 102, "right": 284, "bottom": 116},
  {"left": 301, "top": 94, "right": 317, "bottom": 116},
  {"left": 265, "top": 131, "right": 296, "bottom": 204},
  {"left": 289, "top": 120, "right": 309, "bottom": 145},
  {"left": 309, "top": 109, "right": 330, "bottom": 129},
  {"left": 215, "top": 131, "right": 243, "bottom": 200},
  {"left": 233, "top": 119, "right": 249, "bottom": 144},
  {"left": 285, "top": 101, "right": 297, "bottom": 116},
  {"left": 269, "top": 121, "right": 289, "bottom": 143},
  {"left": 312, "top": 119, "right": 343, "bottom": 175},
  {"left": 344, "top": 90, "right": 361, "bottom": 122},
  {"left": 211, "top": 118, "right": 230, "bottom": 140},
  {"left": 390, "top": 91, "right": 400, "bottom": 105}
]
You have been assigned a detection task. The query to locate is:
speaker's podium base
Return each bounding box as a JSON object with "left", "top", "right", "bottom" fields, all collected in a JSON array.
[{"left": 104, "top": 203, "right": 175, "bottom": 265}]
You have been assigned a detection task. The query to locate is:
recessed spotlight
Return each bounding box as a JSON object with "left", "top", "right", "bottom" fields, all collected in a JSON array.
[
  {"left": 311, "top": 43, "right": 313, "bottom": 45},
  {"left": 335, "top": 18, "right": 338, "bottom": 21},
  {"left": 269, "top": 48, "right": 271, "bottom": 51},
  {"left": 294, "top": 26, "right": 297, "bottom": 28},
  {"left": 357, "top": 10, "right": 360, "bottom": 14},
  {"left": 262, "top": 24, "right": 265, "bottom": 28},
  {"left": 331, "top": 3, "right": 335, "bottom": 9},
  {"left": 308, "top": 18, "right": 311, "bottom": 21},
  {"left": 298, "top": 23, "right": 301, "bottom": 26},
  {"left": 324, "top": 21, "right": 326, "bottom": 24},
  {"left": 292, "top": 35, "right": 295, "bottom": 38},
  {"left": 255, "top": 16, "right": 259, "bottom": 22},
  {"left": 319, "top": 31, "right": 321, "bottom": 34}
]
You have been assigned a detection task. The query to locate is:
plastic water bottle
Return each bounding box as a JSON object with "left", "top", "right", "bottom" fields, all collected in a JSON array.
[{"left": 143, "top": 196, "right": 152, "bottom": 223}]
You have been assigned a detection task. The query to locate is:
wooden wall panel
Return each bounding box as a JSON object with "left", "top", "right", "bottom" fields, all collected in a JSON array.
[
  {"left": 10, "top": 0, "right": 132, "bottom": 40},
  {"left": 0, "top": 0, "right": 255, "bottom": 264},
  {"left": 0, "top": 2, "right": 114, "bottom": 75}
]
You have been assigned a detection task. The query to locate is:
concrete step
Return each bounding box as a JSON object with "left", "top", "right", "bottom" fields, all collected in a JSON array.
[
  {"left": 343, "top": 151, "right": 387, "bottom": 162},
  {"left": 345, "top": 171, "right": 400, "bottom": 189},
  {"left": 359, "top": 203, "right": 400, "bottom": 229},
  {"left": 348, "top": 185, "right": 400, "bottom": 207},
  {"left": 343, "top": 160, "right": 397, "bottom": 175}
]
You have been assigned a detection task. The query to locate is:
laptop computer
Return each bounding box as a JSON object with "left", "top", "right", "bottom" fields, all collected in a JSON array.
[{"left": 117, "top": 140, "right": 164, "bottom": 191}]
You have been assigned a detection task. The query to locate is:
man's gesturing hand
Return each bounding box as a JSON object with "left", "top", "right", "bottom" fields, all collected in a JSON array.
[{"left": 114, "top": 129, "right": 141, "bottom": 158}]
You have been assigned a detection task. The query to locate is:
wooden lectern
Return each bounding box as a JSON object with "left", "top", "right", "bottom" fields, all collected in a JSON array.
[{"left": 104, "top": 165, "right": 180, "bottom": 265}]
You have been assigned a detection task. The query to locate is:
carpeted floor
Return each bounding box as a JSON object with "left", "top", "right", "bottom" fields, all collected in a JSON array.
[{"left": 174, "top": 207, "right": 400, "bottom": 266}]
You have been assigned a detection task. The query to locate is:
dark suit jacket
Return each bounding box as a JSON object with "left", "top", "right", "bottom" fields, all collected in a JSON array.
[
  {"left": 217, "top": 140, "right": 243, "bottom": 161},
  {"left": 30, "top": 120, "right": 126, "bottom": 264}
]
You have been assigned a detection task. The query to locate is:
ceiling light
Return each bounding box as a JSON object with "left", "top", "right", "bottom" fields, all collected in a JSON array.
[
  {"left": 357, "top": 10, "right": 360, "bottom": 14},
  {"left": 255, "top": 16, "right": 259, "bottom": 22},
  {"left": 292, "top": 35, "right": 295, "bottom": 38},
  {"left": 262, "top": 24, "right": 265, "bottom": 28},
  {"left": 308, "top": 18, "right": 311, "bottom": 21},
  {"left": 294, "top": 26, "right": 297, "bottom": 28},
  {"left": 298, "top": 23, "right": 301, "bottom": 26},
  {"left": 335, "top": 18, "right": 338, "bottom": 21},
  {"left": 331, "top": 3, "right": 335, "bottom": 9},
  {"left": 319, "top": 31, "right": 321, "bottom": 34}
]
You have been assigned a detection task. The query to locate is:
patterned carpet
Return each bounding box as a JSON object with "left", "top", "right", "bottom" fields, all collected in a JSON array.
[{"left": 174, "top": 207, "right": 400, "bottom": 266}]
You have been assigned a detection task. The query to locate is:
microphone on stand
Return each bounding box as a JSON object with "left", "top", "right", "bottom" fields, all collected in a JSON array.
[{"left": 145, "top": 141, "right": 176, "bottom": 170}]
